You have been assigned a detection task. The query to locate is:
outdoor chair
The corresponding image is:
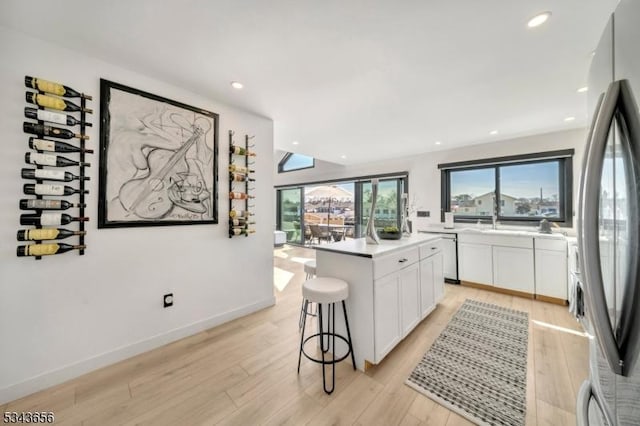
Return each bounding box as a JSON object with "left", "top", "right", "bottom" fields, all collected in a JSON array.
[
  {"left": 309, "top": 224, "right": 331, "bottom": 244},
  {"left": 304, "top": 225, "right": 313, "bottom": 244}
]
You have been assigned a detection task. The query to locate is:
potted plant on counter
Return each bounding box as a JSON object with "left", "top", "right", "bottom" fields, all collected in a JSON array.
[{"left": 378, "top": 226, "right": 402, "bottom": 240}]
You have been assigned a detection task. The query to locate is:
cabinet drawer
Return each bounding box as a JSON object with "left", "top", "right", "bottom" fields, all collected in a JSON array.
[
  {"left": 535, "top": 238, "right": 567, "bottom": 252},
  {"left": 419, "top": 240, "right": 441, "bottom": 259},
  {"left": 373, "top": 247, "right": 419, "bottom": 280}
]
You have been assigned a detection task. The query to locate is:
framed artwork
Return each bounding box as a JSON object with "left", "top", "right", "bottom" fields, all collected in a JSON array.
[{"left": 98, "top": 79, "right": 218, "bottom": 228}]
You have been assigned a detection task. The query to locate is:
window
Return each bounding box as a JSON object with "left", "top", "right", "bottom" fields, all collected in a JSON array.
[
  {"left": 278, "top": 152, "right": 315, "bottom": 173},
  {"left": 275, "top": 172, "right": 408, "bottom": 244},
  {"left": 439, "top": 150, "right": 574, "bottom": 226}
]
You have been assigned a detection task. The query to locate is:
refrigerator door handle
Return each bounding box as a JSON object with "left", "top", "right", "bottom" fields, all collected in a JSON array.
[
  {"left": 616, "top": 79, "right": 640, "bottom": 376},
  {"left": 579, "top": 80, "right": 623, "bottom": 375}
]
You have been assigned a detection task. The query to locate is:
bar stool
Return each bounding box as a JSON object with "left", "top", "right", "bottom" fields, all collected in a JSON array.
[
  {"left": 297, "top": 277, "right": 356, "bottom": 394},
  {"left": 298, "top": 260, "right": 317, "bottom": 330}
]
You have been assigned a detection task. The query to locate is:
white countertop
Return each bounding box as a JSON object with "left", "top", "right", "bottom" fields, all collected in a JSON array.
[
  {"left": 417, "top": 224, "right": 569, "bottom": 240},
  {"left": 314, "top": 234, "right": 440, "bottom": 258}
]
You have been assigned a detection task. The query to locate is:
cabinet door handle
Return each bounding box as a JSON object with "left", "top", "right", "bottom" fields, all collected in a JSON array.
[
  {"left": 431, "top": 247, "right": 437, "bottom": 250},
  {"left": 398, "top": 258, "right": 408, "bottom": 263}
]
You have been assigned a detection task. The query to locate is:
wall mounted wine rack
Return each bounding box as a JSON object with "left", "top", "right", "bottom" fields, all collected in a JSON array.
[
  {"left": 228, "top": 130, "right": 255, "bottom": 238},
  {"left": 17, "top": 75, "right": 92, "bottom": 259}
]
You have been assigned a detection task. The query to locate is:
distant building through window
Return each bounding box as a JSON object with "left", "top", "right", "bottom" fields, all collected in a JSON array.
[
  {"left": 278, "top": 152, "right": 315, "bottom": 173},
  {"left": 439, "top": 149, "right": 574, "bottom": 226}
]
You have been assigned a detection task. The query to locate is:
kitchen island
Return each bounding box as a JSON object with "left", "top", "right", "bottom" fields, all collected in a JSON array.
[{"left": 314, "top": 234, "right": 443, "bottom": 371}]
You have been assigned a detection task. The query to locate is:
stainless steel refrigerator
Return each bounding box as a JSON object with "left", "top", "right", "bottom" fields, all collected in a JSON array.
[{"left": 577, "top": 0, "right": 640, "bottom": 424}]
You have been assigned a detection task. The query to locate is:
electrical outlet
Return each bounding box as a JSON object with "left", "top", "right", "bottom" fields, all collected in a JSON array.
[
  {"left": 417, "top": 210, "right": 430, "bottom": 217},
  {"left": 163, "top": 293, "right": 174, "bottom": 308}
]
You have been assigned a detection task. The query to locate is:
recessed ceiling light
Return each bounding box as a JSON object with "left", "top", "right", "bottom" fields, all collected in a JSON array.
[
  {"left": 340, "top": 155, "right": 347, "bottom": 159},
  {"left": 230, "top": 81, "right": 243, "bottom": 89},
  {"left": 435, "top": 141, "right": 442, "bottom": 145},
  {"left": 490, "top": 130, "right": 499, "bottom": 135},
  {"left": 527, "top": 11, "right": 551, "bottom": 28},
  {"left": 292, "top": 141, "right": 299, "bottom": 145},
  {"left": 564, "top": 116, "right": 576, "bottom": 122},
  {"left": 577, "top": 86, "right": 588, "bottom": 93}
]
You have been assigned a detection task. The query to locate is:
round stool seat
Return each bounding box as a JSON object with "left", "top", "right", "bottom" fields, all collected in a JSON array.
[
  {"left": 304, "top": 260, "right": 317, "bottom": 276},
  {"left": 303, "top": 277, "right": 348, "bottom": 304}
]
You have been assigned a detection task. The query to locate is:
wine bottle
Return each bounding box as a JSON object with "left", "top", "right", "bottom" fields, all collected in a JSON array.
[
  {"left": 229, "top": 192, "right": 255, "bottom": 200},
  {"left": 230, "top": 145, "right": 256, "bottom": 156},
  {"left": 19, "top": 199, "right": 85, "bottom": 210},
  {"left": 23, "top": 183, "right": 88, "bottom": 196},
  {"left": 25, "top": 92, "right": 92, "bottom": 114},
  {"left": 20, "top": 213, "right": 89, "bottom": 226},
  {"left": 228, "top": 164, "right": 255, "bottom": 174},
  {"left": 24, "top": 107, "right": 91, "bottom": 127},
  {"left": 229, "top": 218, "right": 256, "bottom": 226},
  {"left": 25, "top": 76, "right": 92, "bottom": 100},
  {"left": 230, "top": 228, "right": 256, "bottom": 236},
  {"left": 24, "top": 122, "right": 89, "bottom": 140},
  {"left": 28, "top": 138, "right": 94, "bottom": 154},
  {"left": 229, "top": 209, "right": 254, "bottom": 218},
  {"left": 230, "top": 223, "right": 253, "bottom": 230},
  {"left": 17, "top": 228, "right": 85, "bottom": 241},
  {"left": 17, "top": 243, "right": 86, "bottom": 257},
  {"left": 229, "top": 172, "right": 255, "bottom": 182},
  {"left": 21, "top": 168, "right": 89, "bottom": 182},
  {"left": 25, "top": 152, "right": 90, "bottom": 167}
]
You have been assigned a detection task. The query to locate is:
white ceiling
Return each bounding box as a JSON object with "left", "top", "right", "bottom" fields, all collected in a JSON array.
[{"left": 0, "top": 0, "right": 617, "bottom": 165}]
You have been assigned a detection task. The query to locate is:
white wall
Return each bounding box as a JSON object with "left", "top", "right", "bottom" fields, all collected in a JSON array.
[
  {"left": 0, "top": 25, "right": 274, "bottom": 403},
  {"left": 274, "top": 128, "right": 587, "bottom": 230}
]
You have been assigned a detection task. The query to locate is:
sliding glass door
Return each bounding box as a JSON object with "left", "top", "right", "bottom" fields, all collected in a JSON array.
[
  {"left": 278, "top": 188, "right": 303, "bottom": 244},
  {"left": 359, "top": 178, "right": 405, "bottom": 237},
  {"left": 276, "top": 174, "right": 407, "bottom": 245}
]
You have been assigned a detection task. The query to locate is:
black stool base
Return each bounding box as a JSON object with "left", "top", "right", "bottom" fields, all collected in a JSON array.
[{"left": 297, "top": 300, "right": 356, "bottom": 394}]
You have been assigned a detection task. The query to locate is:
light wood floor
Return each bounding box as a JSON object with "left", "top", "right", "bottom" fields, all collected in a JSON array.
[{"left": 4, "top": 245, "right": 589, "bottom": 425}]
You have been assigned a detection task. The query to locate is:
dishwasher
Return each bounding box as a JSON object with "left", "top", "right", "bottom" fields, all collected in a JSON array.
[{"left": 420, "top": 231, "right": 459, "bottom": 284}]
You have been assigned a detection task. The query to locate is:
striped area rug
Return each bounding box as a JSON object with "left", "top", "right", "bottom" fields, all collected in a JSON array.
[{"left": 406, "top": 299, "right": 529, "bottom": 426}]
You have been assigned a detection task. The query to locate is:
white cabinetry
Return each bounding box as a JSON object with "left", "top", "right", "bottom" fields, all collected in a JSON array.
[
  {"left": 458, "top": 232, "right": 535, "bottom": 295},
  {"left": 492, "top": 246, "right": 534, "bottom": 293},
  {"left": 459, "top": 242, "right": 493, "bottom": 284},
  {"left": 534, "top": 238, "right": 568, "bottom": 300},
  {"left": 433, "top": 251, "right": 444, "bottom": 302},
  {"left": 314, "top": 235, "right": 444, "bottom": 370},
  {"left": 373, "top": 246, "right": 421, "bottom": 361},
  {"left": 419, "top": 255, "right": 434, "bottom": 318},
  {"left": 373, "top": 273, "right": 402, "bottom": 360},
  {"left": 399, "top": 263, "right": 421, "bottom": 336},
  {"left": 419, "top": 241, "right": 444, "bottom": 319}
]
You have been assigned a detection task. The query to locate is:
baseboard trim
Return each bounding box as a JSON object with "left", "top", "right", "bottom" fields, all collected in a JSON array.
[
  {"left": 460, "top": 281, "right": 534, "bottom": 300},
  {"left": 0, "top": 296, "right": 276, "bottom": 405},
  {"left": 534, "top": 294, "right": 568, "bottom": 306}
]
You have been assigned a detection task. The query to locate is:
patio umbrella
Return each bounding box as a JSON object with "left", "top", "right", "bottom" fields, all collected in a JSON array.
[{"left": 305, "top": 185, "right": 353, "bottom": 223}]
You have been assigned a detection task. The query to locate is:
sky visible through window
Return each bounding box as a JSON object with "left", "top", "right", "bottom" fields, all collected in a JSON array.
[
  {"left": 450, "top": 164, "right": 559, "bottom": 199},
  {"left": 281, "top": 153, "right": 314, "bottom": 171},
  {"left": 500, "top": 162, "right": 559, "bottom": 199},
  {"left": 450, "top": 168, "right": 494, "bottom": 199},
  {"left": 450, "top": 161, "right": 561, "bottom": 218}
]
